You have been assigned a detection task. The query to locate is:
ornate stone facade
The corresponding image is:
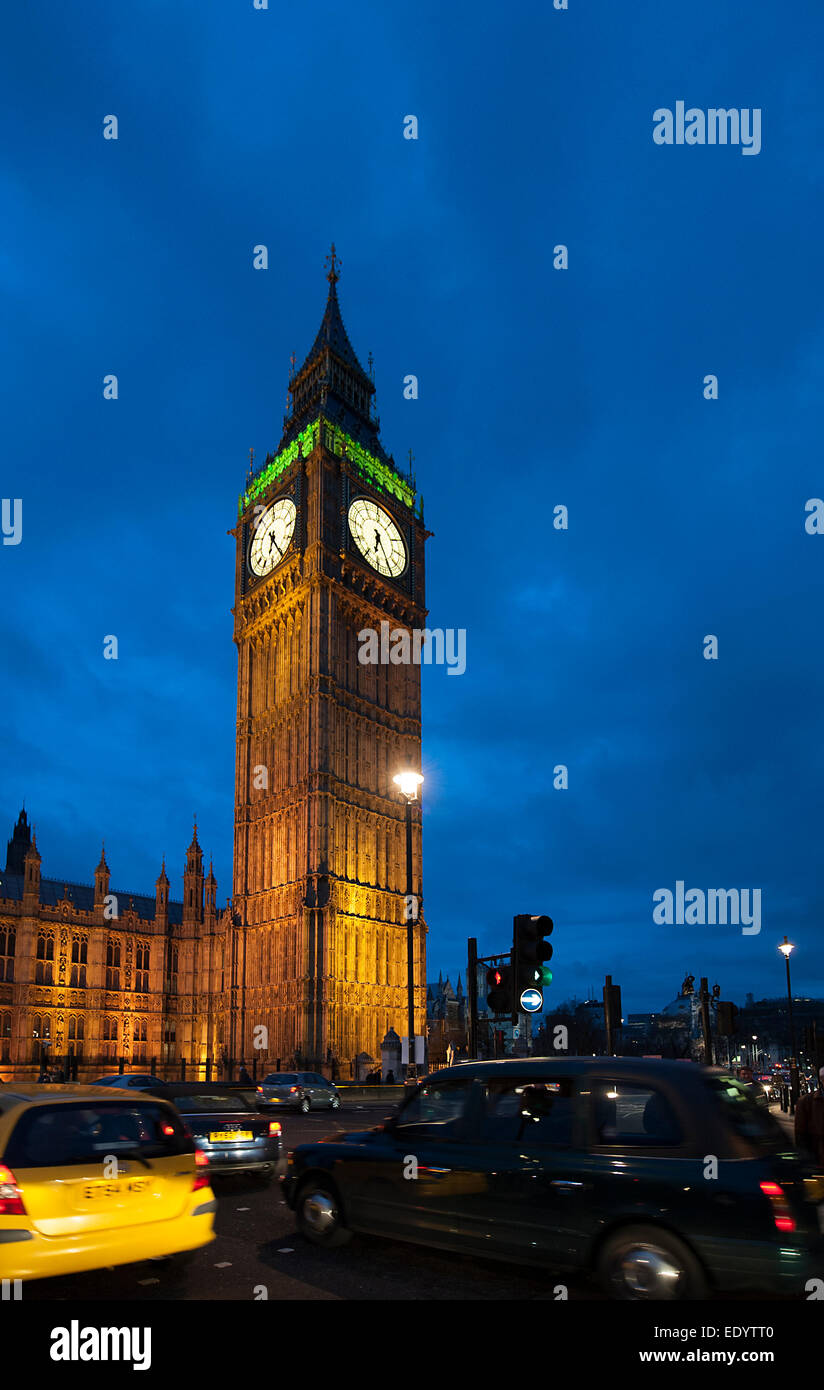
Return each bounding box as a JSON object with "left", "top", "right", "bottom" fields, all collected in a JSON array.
[{"left": 0, "top": 809, "right": 230, "bottom": 1077}]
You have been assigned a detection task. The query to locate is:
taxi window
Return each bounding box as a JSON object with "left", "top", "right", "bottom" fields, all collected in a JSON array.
[
  {"left": 591, "top": 1082, "right": 683, "bottom": 1146},
  {"left": 265, "top": 1074, "right": 298, "bottom": 1085},
  {"left": 705, "top": 1075, "right": 785, "bottom": 1148},
  {"left": 4, "top": 1102, "right": 190, "bottom": 1167},
  {"left": 394, "top": 1079, "right": 473, "bottom": 1138},
  {"left": 480, "top": 1079, "right": 574, "bottom": 1146}
]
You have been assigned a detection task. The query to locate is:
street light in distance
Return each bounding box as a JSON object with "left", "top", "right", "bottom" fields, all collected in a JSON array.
[{"left": 778, "top": 936, "right": 799, "bottom": 1110}]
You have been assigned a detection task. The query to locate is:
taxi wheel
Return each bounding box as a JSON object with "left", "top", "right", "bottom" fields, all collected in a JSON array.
[
  {"left": 330, "top": 1096, "right": 341, "bottom": 1110},
  {"left": 598, "top": 1225, "right": 707, "bottom": 1300},
  {"left": 296, "top": 1179, "right": 352, "bottom": 1248},
  {"left": 299, "top": 1096, "right": 311, "bottom": 1114}
]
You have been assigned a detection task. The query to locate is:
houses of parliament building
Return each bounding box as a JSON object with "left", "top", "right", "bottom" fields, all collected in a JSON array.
[{"left": 0, "top": 254, "right": 428, "bottom": 1080}]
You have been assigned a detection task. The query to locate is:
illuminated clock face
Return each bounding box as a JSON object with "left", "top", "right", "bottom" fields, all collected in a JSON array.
[
  {"left": 348, "top": 498, "right": 407, "bottom": 578},
  {"left": 248, "top": 497, "right": 297, "bottom": 576}
]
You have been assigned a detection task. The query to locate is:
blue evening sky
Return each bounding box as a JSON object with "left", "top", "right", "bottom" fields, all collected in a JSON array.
[{"left": 1, "top": 1, "right": 822, "bottom": 1012}]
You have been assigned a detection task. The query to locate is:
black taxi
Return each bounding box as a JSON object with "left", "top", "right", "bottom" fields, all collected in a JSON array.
[{"left": 281, "top": 1057, "right": 824, "bottom": 1299}]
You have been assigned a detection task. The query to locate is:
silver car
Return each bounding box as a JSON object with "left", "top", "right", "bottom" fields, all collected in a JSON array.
[
  {"left": 256, "top": 1071, "right": 341, "bottom": 1114},
  {"left": 145, "top": 1083, "right": 284, "bottom": 1181}
]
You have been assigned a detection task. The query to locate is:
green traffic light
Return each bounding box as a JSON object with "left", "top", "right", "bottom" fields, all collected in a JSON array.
[{"left": 539, "top": 967, "right": 553, "bottom": 986}]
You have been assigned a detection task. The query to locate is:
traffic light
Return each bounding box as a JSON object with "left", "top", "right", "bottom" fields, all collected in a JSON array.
[
  {"left": 486, "top": 964, "right": 514, "bottom": 1015},
  {"left": 513, "top": 914, "right": 554, "bottom": 1012},
  {"left": 716, "top": 1001, "right": 739, "bottom": 1035}
]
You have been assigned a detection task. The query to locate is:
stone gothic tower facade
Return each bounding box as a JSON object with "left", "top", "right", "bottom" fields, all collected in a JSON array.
[{"left": 230, "top": 251, "right": 428, "bottom": 1073}]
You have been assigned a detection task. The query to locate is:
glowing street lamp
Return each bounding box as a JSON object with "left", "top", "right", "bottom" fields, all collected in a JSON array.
[
  {"left": 394, "top": 771, "right": 424, "bottom": 1079},
  {"left": 778, "top": 937, "right": 799, "bottom": 1109},
  {"left": 393, "top": 771, "right": 424, "bottom": 800}
]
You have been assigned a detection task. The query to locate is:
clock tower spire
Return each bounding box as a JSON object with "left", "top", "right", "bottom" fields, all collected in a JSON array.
[
  {"left": 284, "top": 245, "right": 379, "bottom": 446},
  {"left": 231, "top": 251, "right": 428, "bottom": 1076}
]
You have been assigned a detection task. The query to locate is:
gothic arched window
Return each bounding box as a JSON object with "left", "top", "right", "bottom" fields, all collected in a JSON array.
[
  {"left": 35, "top": 933, "right": 54, "bottom": 984},
  {"left": 0, "top": 927, "right": 14, "bottom": 982},
  {"left": 106, "top": 937, "right": 121, "bottom": 991}
]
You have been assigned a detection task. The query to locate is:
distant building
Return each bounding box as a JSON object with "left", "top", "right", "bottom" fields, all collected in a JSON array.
[{"left": 426, "top": 972, "right": 467, "bottom": 1063}]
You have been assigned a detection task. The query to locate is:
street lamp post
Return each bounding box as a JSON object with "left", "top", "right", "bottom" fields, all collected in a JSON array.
[
  {"left": 778, "top": 937, "right": 799, "bottom": 1112},
  {"left": 393, "top": 770, "right": 424, "bottom": 1083}
]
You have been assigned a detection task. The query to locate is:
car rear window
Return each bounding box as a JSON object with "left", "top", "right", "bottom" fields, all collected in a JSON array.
[
  {"left": 170, "top": 1093, "right": 253, "bottom": 1113},
  {"left": 706, "top": 1075, "right": 786, "bottom": 1147},
  {"left": 3, "top": 1101, "right": 191, "bottom": 1168},
  {"left": 264, "top": 1074, "right": 298, "bottom": 1085}
]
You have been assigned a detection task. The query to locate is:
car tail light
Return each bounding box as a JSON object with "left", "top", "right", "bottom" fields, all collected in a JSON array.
[
  {"left": 289, "top": 1086, "right": 298, "bottom": 1093},
  {"left": 760, "top": 1180, "right": 796, "bottom": 1232},
  {"left": 268, "top": 1121, "right": 282, "bottom": 1136},
  {"left": 192, "top": 1148, "right": 210, "bottom": 1192},
  {"left": 256, "top": 1086, "right": 263, "bottom": 1093},
  {"left": 161, "top": 1123, "right": 175, "bottom": 1137},
  {"left": 0, "top": 1164, "right": 25, "bottom": 1216}
]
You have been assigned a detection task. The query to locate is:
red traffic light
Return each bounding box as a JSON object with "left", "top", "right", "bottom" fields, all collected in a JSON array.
[{"left": 486, "top": 964, "right": 513, "bottom": 1015}]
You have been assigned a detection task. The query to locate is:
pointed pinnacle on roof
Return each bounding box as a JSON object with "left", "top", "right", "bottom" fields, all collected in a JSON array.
[{"left": 324, "top": 242, "right": 341, "bottom": 286}]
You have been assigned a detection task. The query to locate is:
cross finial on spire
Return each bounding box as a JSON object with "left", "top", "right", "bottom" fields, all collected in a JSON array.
[
  {"left": 325, "top": 243, "right": 341, "bottom": 286},
  {"left": 367, "top": 351, "right": 374, "bottom": 381},
  {"left": 248, "top": 447, "right": 254, "bottom": 479}
]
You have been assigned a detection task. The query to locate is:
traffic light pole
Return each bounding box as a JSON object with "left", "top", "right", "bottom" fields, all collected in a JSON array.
[
  {"left": 467, "top": 938, "right": 478, "bottom": 1060},
  {"left": 604, "top": 975, "right": 614, "bottom": 1056},
  {"left": 699, "top": 977, "right": 714, "bottom": 1066}
]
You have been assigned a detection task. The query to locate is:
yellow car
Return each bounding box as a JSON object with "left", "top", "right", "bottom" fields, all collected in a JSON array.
[{"left": 0, "top": 1085, "right": 215, "bottom": 1282}]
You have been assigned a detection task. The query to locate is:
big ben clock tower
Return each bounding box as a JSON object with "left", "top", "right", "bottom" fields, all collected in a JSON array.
[{"left": 230, "top": 249, "right": 428, "bottom": 1075}]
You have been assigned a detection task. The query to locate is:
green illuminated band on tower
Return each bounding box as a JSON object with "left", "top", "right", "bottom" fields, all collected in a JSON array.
[{"left": 239, "top": 418, "right": 416, "bottom": 516}]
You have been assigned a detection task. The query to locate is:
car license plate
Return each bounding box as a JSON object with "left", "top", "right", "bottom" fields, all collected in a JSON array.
[
  {"left": 209, "top": 1130, "right": 253, "bottom": 1142},
  {"left": 82, "top": 1178, "right": 151, "bottom": 1199}
]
